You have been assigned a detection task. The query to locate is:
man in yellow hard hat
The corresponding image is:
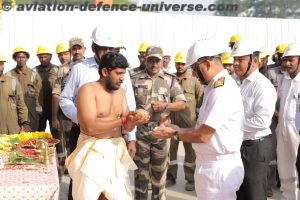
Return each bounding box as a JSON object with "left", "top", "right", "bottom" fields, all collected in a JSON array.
[
  {"left": 34, "top": 45, "right": 58, "bottom": 132},
  {"left": 258, "top": 47, "right": 270, "bottom": 76},
  {"left": 129, "top": 42, "right": 149, "bottom": 77},
  {"left": 229, "top": 34, "right": 242, "bottom": 49},
  {"left": 6, "top": 46, "right": 42, "bottom": 132},
  {"left": 0, "top": 52, "right": 30, "bottom": 134},
  {"left": 266, "top": 43, "right": 288, "bottom": 90},
  {"left": 56, "top": 42, "right": 71, "bottom": 65},
  {"left": 52, "top": 38, "right": 86, "bottom": 179},
  {"left": 221, "top": 52, "right": 235, "bottom": 75},
  {"left": 167, "top": 50, "right": 203, "bottom": 191}
]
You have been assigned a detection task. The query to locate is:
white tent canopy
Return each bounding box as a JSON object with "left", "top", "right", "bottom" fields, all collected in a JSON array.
[{"left": 1, "top": 10, "right": 300, "bottom": 72}]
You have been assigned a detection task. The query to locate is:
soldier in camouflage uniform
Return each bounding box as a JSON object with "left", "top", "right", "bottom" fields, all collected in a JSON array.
[
  {"left": 131, "top": 45, "right": 186, "bottom": 200},
  {"left": 52, "top": 38, "right": 86, "bottom": 179},
  {"left": 34, "top": 45, "right": 58, "bottom": 131},
  {"left": 167, "top": 51, "right": 203, "bottom": 191},
  {"left": 129, "top": 42, "right": 149, "bottom": 78},
  {"left": 0, "top": 53, "right": 30, "bottom": 134},
  {"left": 7, "top": 46, "right": 42, "bottom": 132}
]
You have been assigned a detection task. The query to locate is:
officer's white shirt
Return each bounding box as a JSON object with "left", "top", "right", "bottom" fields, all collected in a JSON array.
[
  {"left": 59, "top": 57, "right": 137, "bottom": 141},
  {"left": 240, "top": 69, "right": 277, "bottom": 140},
  {"left": 278, "top": 72, "right": 300, "bottom": 134},
  {"left": 193, "top": 70, "right": 244, "bottom": 155}
]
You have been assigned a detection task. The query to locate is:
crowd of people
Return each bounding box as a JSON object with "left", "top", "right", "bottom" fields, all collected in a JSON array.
[{"left": 0, "top": 26, "right": 299, "bottom": 200}]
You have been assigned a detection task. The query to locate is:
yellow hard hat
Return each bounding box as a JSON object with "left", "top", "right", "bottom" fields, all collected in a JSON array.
[
  {"left": 275, "top": 43, "right": 288, "bottom": 54},
  {"left": 56, "top": 42, "right": 69, "bottom": 54},
  {"left": 138, "top": 42, "right": 149, "bottom": 53},
  {"left": 175, "top": 51, "right": 186, "bottom": 64},
  {"left": 229, "top": 34, "right": 242, "bottom": 45},
  {"left": 12, "top": 46, "right": 30, "bottom": 60},
  {"left": 37, "top": 45, "right": 52, "bottom": 55},
  {"left": 259, "top": 47, "right": 270, "bottom": 59},
  {"left": 0, "top": 52, "right": 6, "bottom": 62},
  {"left": 221, "top": 52, "right": 233, "bottom": 65}
]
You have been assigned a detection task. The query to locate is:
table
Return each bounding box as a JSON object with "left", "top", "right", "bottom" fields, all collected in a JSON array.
[{"left": 0, "top": 162, "right": 59, "bottom": 200}]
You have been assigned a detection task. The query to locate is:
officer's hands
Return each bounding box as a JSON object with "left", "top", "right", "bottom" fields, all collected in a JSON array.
[
  {"left": 127, "top": 140, "right": 136, "bottom": 158},
  {"left": 151, "top": 101, "right": 167, "bottom": 112},
  {"left": 134, "top": 109, "right": 150, "bottom": 124},
  {"left": 52, "top": 117, "right": 61, "bottom": 130},
  {"left": 151, "top": 123, "right": 180, "bottom": 139}
]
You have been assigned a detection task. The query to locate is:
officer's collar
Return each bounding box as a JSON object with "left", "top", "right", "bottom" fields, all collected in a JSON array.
[
  {"left": 14, "top": 66, "right": 29, "bottom": 75},
  {"left": 140, "top": 69, "right": 164, "bottom": 79}
]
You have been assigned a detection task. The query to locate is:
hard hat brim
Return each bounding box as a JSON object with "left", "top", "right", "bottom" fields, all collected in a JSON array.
[
  {"left": 146, "top": 54, "right": 162, "bottom": 60},
  {"left": 12, "top": 52, "right": 30, "bottom": 60}
]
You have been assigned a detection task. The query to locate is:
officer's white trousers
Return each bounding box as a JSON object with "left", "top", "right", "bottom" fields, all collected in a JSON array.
[
  {"left": 194, "top": 152, "right": 244, "bottom": 200},
  {"left": 277, "top": 123, "right": 300, "bottom": 200}
]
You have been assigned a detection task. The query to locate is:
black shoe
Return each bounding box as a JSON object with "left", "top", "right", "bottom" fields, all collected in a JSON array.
[
  {"left": 166, "top": 176, "right": 176, "bottom": 187},
  {"left": 185, "top": 181, "right": 195, "bottom": 191},
  {"left": 267, "top": 188, "right": 273, "bottom": 197}
]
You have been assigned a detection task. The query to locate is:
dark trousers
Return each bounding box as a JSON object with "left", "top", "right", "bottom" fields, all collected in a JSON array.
[
  {"left": 237, "top": 136, "right": 273, "bottom": 200},
  {"left": 68, "top": 123, "right": 80, "bottom": 200}
]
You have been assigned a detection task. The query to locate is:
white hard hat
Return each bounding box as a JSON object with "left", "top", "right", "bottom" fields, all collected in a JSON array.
[
  {"left": 282, "top": 43, "right": 300, "bottom": 58},
  {"left": 90, "top": 26, "right": 117, "bottom": 48},
  {"left": 185, "top": 39, "right": 225, "bottom": 68},
  {"left": 231, "top": 37, "right": 261, "bottom": 57}
]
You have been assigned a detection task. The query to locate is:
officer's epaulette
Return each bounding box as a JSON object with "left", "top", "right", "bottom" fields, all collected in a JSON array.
[{"left": 213, "top": 77, "right": 225, "bottom": 88}]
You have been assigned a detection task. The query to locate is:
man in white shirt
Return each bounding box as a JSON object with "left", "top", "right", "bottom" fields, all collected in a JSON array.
[
  {"left": 232, "top": 38, "right": 277, "bottom": 200},
  {"left": 277, "top": 43, "right": 300, "bottom": 200},
  {"left": 59, "top": 26, "right": 137, "bottom": 200},
  {"left": 152, "top": 40, "right": 245, "bottom": 200}
]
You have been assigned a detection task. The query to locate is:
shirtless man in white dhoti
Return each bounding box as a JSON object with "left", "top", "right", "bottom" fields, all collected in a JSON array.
[{"left": 66, "top": 52, "right": 149, "bottom": 200}]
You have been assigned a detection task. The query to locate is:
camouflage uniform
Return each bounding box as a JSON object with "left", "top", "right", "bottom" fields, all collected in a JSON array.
[
  {"left": 0, "top": 75, "right": 28, "bottom": 134},
  {"left": 168, "top": 69, "right": 203, "bottom": 184},
  {"left": 131, "top": 69, "right": 186, "bottom": 200},
  {"left": 6, "top": 67, "right": 42, "bottom": 131},
  {"left": 52, "top": 61, "right": 73, "bottom": 178},
  {"left": 129, "top": 64, "right": 146, "bottom": 78},
  {"left": 266, "top": 64, "right": 285, "bottom": 91},
  {"left": 34, "top": 63, "right": 58, "bottom": 131}
]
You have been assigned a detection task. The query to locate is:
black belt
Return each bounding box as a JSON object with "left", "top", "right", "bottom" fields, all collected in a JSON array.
[{"left": 242, "top": 134, "right": 272, "bottom": 146}]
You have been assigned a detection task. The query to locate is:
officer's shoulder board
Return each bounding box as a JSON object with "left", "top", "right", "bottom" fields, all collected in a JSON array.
[{"left": 213, "top": 77, "right": 225, "bottom": 88}]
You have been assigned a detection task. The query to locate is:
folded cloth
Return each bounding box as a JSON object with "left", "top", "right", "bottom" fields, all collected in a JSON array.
[{"left": 66, "top": 133, "right": 137, "bottom": 200}]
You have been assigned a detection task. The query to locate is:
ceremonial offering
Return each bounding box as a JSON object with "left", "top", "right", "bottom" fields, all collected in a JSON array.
[{"left": 0, "top": 132, "right": 59, "bottom": 166}]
